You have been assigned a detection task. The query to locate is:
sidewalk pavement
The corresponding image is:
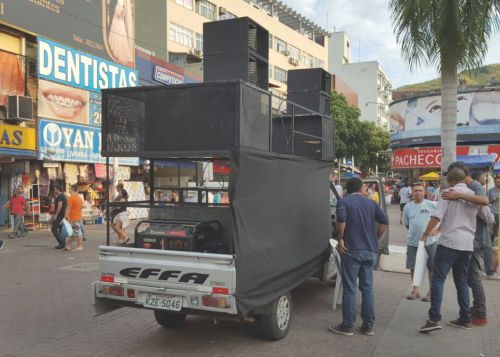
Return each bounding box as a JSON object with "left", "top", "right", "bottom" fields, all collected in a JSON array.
[{"left": 0, "top": 223, "right": 500, "bottom": 356}]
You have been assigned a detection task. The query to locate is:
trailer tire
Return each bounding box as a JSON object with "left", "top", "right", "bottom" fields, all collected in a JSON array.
[
  {"left": 257, "top": 293, "right": 292, "bottom": 340},
  {"left": 154, "top": 310, "right": 187, "bottom": 329}
]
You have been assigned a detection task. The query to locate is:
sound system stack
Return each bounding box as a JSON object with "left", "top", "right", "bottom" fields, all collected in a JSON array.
[
  {"left": 203, "top": 17, "right": 269, "bottom": 90},
  {"left": 287, "top": 68, "right": 332, "bottom": 116}
]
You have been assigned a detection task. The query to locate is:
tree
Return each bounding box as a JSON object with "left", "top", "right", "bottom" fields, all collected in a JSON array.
[
  {"left": 390, "top": 0, "right": 500, "bottom": 179},
  {"left": 331, "top": 91, "right": 391, "bottom": 174}
]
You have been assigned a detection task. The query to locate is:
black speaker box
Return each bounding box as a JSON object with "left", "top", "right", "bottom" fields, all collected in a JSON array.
[
  {"left": 287, "top": 91, "right": 331, "bottom": 116},
  {"left": 204, "top": 17, "right": 269, "bottom": 90},
  {"left": 287, "top": 68, "right": 332, "bottom": 93},
  {"left": 272, "top": 114, "right": 334, "bottom": 161},
  {"left": 102, "top": 81, "right": 272, "bottom": 157}
]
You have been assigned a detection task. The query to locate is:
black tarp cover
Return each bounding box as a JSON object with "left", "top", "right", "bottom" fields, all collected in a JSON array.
[{"left": 230, "top": 148, "right": 332, "bottom": 313}]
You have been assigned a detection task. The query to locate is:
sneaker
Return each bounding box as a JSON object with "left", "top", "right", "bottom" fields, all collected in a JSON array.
[
  {"left": 54, "top": 244, "right": 65, "bottom": 249},
  {"left": 0, "top": 240, "right": 4, "bottom": 250},
  {"left": 419, "top": 320, "right": 442, "bottom": 333},
  {"left": 328, "top": 323, "right": 354, "bottom": 336},
  {"left": 471, "top": 316, "right": 487, "bottom": 326},
  {"left": 447, "top": 319, "right": 472, "bottom": 330},
  {"left": 360, "top": 325, "right": 374, "bottom": 336},
  {"left": 487, "top": 274, "right": 500, "bottom": 280}
]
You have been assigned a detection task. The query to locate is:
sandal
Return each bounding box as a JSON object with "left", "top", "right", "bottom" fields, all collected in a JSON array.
[{"left": 406, "top": 292, "right": 420, "bottom": 300}]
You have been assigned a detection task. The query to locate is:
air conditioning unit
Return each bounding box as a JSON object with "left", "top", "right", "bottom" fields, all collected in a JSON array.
[
  {"left": 282, "top": 50, "right": 290, "bottom": 56},
  {"left": 193, "top": 49, "right": 202, "bottom": 57},
  {"left": 288, "top": 57, "right": 299, "bottom": 66},
  {"left": 219, "top": 7, "right": 227, "bottom": 14},
  {"left": 6, "top": 96, "right": 33, "bottom": 121}
]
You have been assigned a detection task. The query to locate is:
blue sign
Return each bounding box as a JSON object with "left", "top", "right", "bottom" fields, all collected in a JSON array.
[
  {"left": 38, "top": 37, "right": 138, "bottom": 92},
  {"left": 154, "top": 65, "right": 184, "bottom": 85},
  {"left": 38, "top": 119, "right": 138, "bottom": 166},
  {"left": 89, "top": 92, "right": 102, "bottom": 127}
]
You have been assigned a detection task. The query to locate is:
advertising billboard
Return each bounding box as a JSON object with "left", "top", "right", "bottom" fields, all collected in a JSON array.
[
  {"left": 0, "top": 0, "right": 135, "bottom": 68},
  {"left": 0, "top": 124, "right": 36, "bottom": 156},
  {"left": 389, "top": 90, "right": 500, "bottom": 148},
  {"left": 38, "top": 118, "right": 138, "bottom": 165},
  {"left": 37, "top": 37, "right": 138, "bottom": 92}
]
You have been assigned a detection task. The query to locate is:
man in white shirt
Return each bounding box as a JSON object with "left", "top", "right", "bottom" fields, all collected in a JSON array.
[{"left": 399, "top": 182, "right": 412, "bottom": 224}]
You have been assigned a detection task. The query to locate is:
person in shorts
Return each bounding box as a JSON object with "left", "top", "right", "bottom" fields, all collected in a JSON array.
[
  {"left": 65, "top": 185, "right": 84, "bottom": 251},
  {"left": 399, "top": 182, "right": 412, "bottom": 224},
  {"left": 403, "top": 182, "right": 438, "bottom": 301},
  {"left": 2, "top": 187, "right": 30, "bottom": 239}
]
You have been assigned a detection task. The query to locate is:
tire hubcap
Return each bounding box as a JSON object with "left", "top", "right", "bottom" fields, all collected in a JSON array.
[{"left": 276, "top": 296, "right": 290, "bottom": 331}]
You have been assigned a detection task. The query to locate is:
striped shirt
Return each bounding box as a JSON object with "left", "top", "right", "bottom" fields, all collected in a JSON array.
[{"left": 432, "top": 183, "right": 480, "bottom": 252}]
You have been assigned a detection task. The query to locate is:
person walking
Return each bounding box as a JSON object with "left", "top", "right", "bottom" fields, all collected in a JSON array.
[
  {"left": 403, "top": 182, "right": 438, "bottom": 301},
  {"left": 399, "top": 182, "right": 412, "bottom": 224},
  {"left": 49, "top": 185, "right": 67, "bottom": 249},
  {"left": 111, "top": 183, "right": 130, "bottom": 245},
  {"left": 2, "top": 187, "right": 30, "bottom": 239},
  {"left": 65, "top": 185, "right": 84, "bottom": 251},
  {"left": 329, "top": 177, "right": 389, "bottom": 336},
  {"left": 419, "top": 168, "right": 481, "bottom": 333}
]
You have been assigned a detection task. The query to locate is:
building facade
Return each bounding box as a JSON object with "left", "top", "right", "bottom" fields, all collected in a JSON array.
[{"left": 328, "top": 31, "right": 392, "bottom": 130}]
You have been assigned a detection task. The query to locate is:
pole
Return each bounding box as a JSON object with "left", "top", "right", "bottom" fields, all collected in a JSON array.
[
  {"left": 105, "top": 157, "right": 110, "bottom": 246},
  {"left": 351, "top": 155, "right": 355, "bottom": 175},
  {"left": 375, "top": 152, "right": 379, "bottom": 177}
]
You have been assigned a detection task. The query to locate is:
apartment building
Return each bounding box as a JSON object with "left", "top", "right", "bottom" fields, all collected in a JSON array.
[
  {"left": 328, "top": 31, "right": 392, "bottom": 130},
  {"left": 163, "top": 0, "right": 329, "bottom": 97}
]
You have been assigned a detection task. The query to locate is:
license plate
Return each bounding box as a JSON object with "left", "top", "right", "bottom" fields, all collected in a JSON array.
[{"left": 143, "top": 294, "right": 182, "bottom": 311}]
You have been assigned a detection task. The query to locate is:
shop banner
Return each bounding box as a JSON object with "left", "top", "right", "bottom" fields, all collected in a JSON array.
[
  {"left": 38, "top": 118, "right": 138, "bottom": 165},
  {"left": 392, "top": 145, "right": 500, "bottom": 169},
  {"left": 89, "top": 92, "right": 102, "bottom": 126},
  {"left": 154, "top": 65, "right": 184, "bottom": 85},
  {"left": 0, "top": 0, "right": 135, "bottom": 68},
  {"left": 38, "top": 37, "right": 138, "bottom": 93},
  {"left": 0, "top": 124, "right": 36, "bottom": 152}
]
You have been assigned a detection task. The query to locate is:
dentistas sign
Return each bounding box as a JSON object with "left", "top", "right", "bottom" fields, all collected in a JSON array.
[
  {"left": 38, "top": 37, "right": 138, "bottom": 93},
  {"left": 38, "top": 118, "right": 138, "bottom": 165}
]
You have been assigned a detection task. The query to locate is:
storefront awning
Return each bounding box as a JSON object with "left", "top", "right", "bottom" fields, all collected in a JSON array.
[
  {"left": 419, "top": 172, "right": 440, "bottom": 181},
  {"left": 456, "top": 155, "right": 495, "bottom": 168},
  {"left": 494, "top": 163, "right": 500, "bottom": 174}
]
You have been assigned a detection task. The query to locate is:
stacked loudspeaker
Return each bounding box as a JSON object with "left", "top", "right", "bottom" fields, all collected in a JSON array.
[
  {"left": 203, "top": 17, "right": 269, "bottom": 90},
  {"left": 287, "top": 68, "right": 332, "bottom": 116}
]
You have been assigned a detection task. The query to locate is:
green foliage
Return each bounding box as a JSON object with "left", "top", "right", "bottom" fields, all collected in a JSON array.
[
  {"left": 396, "top": 63, "right": 500, "bottom": 93},
  {"left": 331, "top": 91, "right": 391, "bottom": 174}
]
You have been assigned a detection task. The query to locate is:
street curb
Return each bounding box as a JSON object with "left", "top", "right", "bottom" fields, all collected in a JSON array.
[{"left": 380, "top": 245, "right": 409, "bottom": 274}]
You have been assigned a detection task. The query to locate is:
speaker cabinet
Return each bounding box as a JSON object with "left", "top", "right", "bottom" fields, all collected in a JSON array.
[
  {"left": 204, "top": 17, "right": 269, "bottom": 90},
  {"left": 287, "top": 69, "right": 332, "bottom": 116}
]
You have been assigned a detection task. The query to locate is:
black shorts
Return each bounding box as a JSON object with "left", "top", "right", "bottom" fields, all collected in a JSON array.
[{"left": 400, "top": 203, "right": 407, "bottom": 212}]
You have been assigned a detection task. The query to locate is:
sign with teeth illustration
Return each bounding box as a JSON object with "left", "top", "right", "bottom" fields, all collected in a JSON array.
[{"left": 38, "top": 80, "right": 90, "bottom": 124}]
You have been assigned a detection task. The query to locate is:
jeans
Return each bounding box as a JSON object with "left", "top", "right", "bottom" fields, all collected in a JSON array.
[
  {"left": 11, "top": 215, "right": 27, "bottom": 238},
  {"left": 341, "top": 249, "right": 376, "bottom": 329},
  {"left": 51, "top": 217, "right": 64, "bottom": 245},
  {"left": 493, "top": 214, "right": 499, "bottom": 241},
  {"left": 483, "top": 245, "right": 495, "bottom": 276},
  {"left": 429, "top": 245, "right": 472, "bottom": 323},
  {"left": 468, "top": 250, "right": 486, "bottom": 318}
]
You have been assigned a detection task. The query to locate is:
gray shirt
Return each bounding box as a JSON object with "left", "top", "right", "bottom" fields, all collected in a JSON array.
[
  {"left": 432, "top": 183, "right": 480, "bottom": 252},
  {"left": 488, "top": 186, "right": 500, "bottom": 214},
  {"left": 468, "top": 180, "right": 489, "bottom": 249}
]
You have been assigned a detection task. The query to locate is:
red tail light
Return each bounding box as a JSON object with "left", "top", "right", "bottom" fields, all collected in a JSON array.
[
  {"left": 102, "top": 286, "right": 124, "bottom": 297},
  {"left": 127, "top": 289, "right": 136, "bottom": 298},
  {"left": 212, "top": 287, "right": 229, "bottom": 295},
  {"left": 202, "top": 296, "right": 230, "bottom": 308},
  {"left": 166, "top": 230, "right": 187, "bottom": 237},
  {"left": 100, "top": 274, "right": 114, "bottom": 283}
]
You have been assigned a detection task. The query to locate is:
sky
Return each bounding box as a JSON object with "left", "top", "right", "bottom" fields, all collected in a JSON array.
[{"left": 282, "top": 0, "right": 500, "bottom": 88}]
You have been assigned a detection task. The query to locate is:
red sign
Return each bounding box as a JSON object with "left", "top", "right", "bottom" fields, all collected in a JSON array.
[
  {"left": 392, "top": 146, "right": 474, "bottom": 169},
  {"left": 94, "top": 164, "right": 113, "bottom": 178}
]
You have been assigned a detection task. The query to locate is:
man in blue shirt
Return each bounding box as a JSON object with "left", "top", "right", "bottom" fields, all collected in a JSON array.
[
  {"left": 329, "top": 178, "right": 388, "bottom": 337},
  {"left": 403, "top": 182, "right": 438, "bottom": 301}
]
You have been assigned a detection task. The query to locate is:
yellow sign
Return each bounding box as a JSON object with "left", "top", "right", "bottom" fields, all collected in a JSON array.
[{"left": 0, "top": 124, "right": 36, "bottom": 151}]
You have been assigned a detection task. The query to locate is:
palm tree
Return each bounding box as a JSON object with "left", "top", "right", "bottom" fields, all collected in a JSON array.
[{"left": 390, "top": 0, "right": 500, "bottom": 177}]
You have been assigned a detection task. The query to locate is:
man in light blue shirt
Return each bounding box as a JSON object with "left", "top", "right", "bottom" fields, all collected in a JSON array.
[{"left": 403, "top": 182, "right": 438, "bottom": 301}]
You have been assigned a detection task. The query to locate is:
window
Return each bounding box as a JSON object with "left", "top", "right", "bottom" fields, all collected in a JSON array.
[
  {"left": 268, "top": 64, "right": 274, "bottom": 80},
  {"left": 196, "top": 0, "right": 216, "bottom": 20},
  {"left": 195, "top": 33, "right": 203, "bottom": 51},
  {"left": 274, "top": 37, "right": 287, "bottom": 54},
  {"left": 300, "top": 52, "right": 313, "bottom": 68},
  {"left": 314, "top": 58, "right": 324, "bottom": 69},
  {"left": 169, "top": 23, "right": 194, "bottom": 48},
  {"left": 274, "top": 67, "right": 287, "bottom": 84},
  {"left": 175, "top": 0, "right": 193, "bottom": 10},
  {"left": 269, "top": 34, "right": 273, "bottom": 49},
  {"left": 219, "top": 10, "right": 236, "bottom": 20},
  {"left": 288, "top": 45, "right": 300, "bottom": 59}
]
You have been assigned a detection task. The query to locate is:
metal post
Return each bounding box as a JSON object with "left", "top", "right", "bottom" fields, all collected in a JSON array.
[
  {"left": 291, "top": 103, "right": 295, "bottom": 155},
  {"left": 149, "top": 159, "right": 154, "bottom": 205},
  {"left": 105, "top": 157, "right": 110, "bottom": 246}
]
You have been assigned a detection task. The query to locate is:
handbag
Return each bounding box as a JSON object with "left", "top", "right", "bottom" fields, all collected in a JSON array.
[{"left": 60, "top": 219, "right": 73, "bottom": 239}]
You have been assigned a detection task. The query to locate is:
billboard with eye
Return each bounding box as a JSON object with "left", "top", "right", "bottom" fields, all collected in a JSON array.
[{"left": 389, "top": 90, "right": 500, "bottom": 148}]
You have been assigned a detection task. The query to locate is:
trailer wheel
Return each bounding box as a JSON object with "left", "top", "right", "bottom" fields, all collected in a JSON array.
[
  {"left": 257, "top": 293, "right": 292, "bottom": 340},
  {"left": 154, "top": 310, "right": 186, "bottom": 329}
]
